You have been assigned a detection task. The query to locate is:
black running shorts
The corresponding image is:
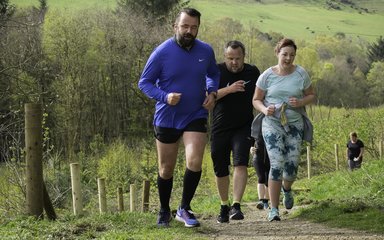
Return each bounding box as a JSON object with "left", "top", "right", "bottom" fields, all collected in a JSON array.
[
  {"left": 154, "top": 118, "right": 207, "bottom": 144},
  {"left": 210, "top": 125, "right": 253, "bottom": 177}
]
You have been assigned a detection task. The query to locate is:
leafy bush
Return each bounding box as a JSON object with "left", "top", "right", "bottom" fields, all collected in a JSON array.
[{"left": 97, "top": 139, "right": 144, "bottom": 193}]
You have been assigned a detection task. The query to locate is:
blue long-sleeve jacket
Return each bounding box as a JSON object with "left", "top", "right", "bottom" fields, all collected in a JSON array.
[{"left": 138, "top": 37, "right": 220, "bottom": 129}]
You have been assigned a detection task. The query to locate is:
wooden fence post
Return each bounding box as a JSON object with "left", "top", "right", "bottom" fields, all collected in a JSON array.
[
  {"left": 307, "top": 146, "right": 311, "bottom": 179},
  {"left": 334, "top": 144, "right": 339, "bottom": 171},
  {"left": 98, "top": 178, "right": 107, "bottom": 214},
  {"left": 130, "top": 184, "right": 136, "bottom": 212},
  {"left": 117, "top": 187, "right": 124, "bottom": 212},
  {"left": 25, "top": 103, "right": 44, "bottom": 218},
  {"left": 141, "top": 180, "right": 150, "bottom": 212},
  {"left": 70, "top": 163, "right": 83, "bottom": 216}
]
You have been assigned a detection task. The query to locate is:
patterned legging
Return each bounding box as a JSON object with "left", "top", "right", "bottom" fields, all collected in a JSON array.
[{"left": 262, "top": 117, "right": 304, "bottom": 181}]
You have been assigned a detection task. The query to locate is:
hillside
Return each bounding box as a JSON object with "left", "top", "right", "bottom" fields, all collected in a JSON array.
[
  {"left": 190, "top": 0, "right": 384, "bottom": 42},
  {"left": 10, "top": 0, "right": 384, "bottom": 42}
]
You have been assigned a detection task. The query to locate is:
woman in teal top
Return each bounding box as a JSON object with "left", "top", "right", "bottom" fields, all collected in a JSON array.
[{"left": 252, "top": 38, "right": 315, "bottom": 222}]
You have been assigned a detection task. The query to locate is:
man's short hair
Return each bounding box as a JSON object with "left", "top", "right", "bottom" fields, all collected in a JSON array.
[
  {"left": 175, "top": 8, "right": 201, "bottom": 25},
  {"left": 225, "top": 40, "right": 245, "bottom": 55}
]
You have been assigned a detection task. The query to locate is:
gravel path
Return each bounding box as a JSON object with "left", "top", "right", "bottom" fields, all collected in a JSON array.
[{"left": 198, "top": 202, "right": 384, "bottom": 240}]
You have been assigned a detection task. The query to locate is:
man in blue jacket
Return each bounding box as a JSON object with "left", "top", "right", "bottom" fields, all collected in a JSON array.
[{"left": 138, "top": 8, "right": 220, "bottom": 228}]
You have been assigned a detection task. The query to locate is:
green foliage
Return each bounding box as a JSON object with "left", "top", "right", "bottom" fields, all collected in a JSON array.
[
  {"left": 0, "top": 0, "right": 15, "bottom": 19},
  {"left": 295, "top": 204, "right": 384, "bottom": 233},
  {"left": 295, "top": 46, "right": 321, "bottom": 82},
  {"left": 1, "top": 1, "right": 384, "bottom": 237},
  {"left": 294, "top": 159, "right": 384, "bottom": 233},
  {"left": 0, "top": 106, "right": 383, "bottom": 236},
  {"left": 0, "top": 164, "right": 25, "bottom": 221},
  {"left": 297, "top": 160, "right": 384, "bottom": 204},
  {"left": 116, "top": 0, "right": 189, "bottom": 23},
  {"left": 97, "top": 139, "right": 143, "bottom": 192},
  {"left": 2, "top": 0, "right": 381, "bottom": 164},
  {"left": 10, "top": 0, "right": 384, "bottom": 42},
  {"left": 202, "top": 17, "right": 244, "bottom": 57},
  {"left": 10, "top": 0, "right": 117, "bottom": 10},
  {"left": 366, "top": 61, "right": 384, "bottom": 106},
  {"left": 367, "top": 36, "right": 384, "bottom": 63},
  {"left": 303, "top": 106, "right": 384, "bottom": 177},
  {"left": 0, "top": 211, "right": 209, "bottom": 239}
]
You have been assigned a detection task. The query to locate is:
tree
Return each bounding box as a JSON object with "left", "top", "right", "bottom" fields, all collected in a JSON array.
[
  {"left": 367, "top": 36, "right": 384, "bottom": 64},
  {"left": 295, "top": 46, "right": 321, "bottom": 84},
  {"left": 366, "top": 61, "right": 384, "bottom": 106},
  {"left": 203, "top": 17, "right": 244, "bottom": 60},
  {"left": 0, "top": 4, "right": 51, "bottom": 163},
  {"left": 116, "top": 0, "right": 189, "bottom": 23},
  {"left": 0, "top": 0, "right": 15, "bottom": 24}
]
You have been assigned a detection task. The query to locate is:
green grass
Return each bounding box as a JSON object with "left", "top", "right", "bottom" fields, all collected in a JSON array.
[
  {"left": 0, "top": 160, "right": 383, "bottom": 238},
  {"left": 0, "top": 211, "right": 210, "bottom": 239},
  {"left": 190, "top": 0, "right": 384, "bottom": 42},
  {"left": 2, "top": 161, "right": 382, "bottom": 239},
  {"left": 294, "top": 159, "right": 384, "bottom": 233}
]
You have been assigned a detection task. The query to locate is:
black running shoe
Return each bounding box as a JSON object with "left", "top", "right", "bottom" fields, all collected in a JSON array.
[
  {"left": 217, "top": 205, "right": 230, "bottom": 223},
  {"left": 256, "top": 201, "right": 264, "bottom": 210},
  {"left": 229, "top": 203, "right": 244, "bottom": 220},
  {"left": 157, "top": 209, "right": 172, "bottom": 227}
]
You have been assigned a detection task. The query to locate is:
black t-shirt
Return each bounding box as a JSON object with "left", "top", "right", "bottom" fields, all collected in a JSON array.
[
  {"left": 211, "top": 63, "right": 260, "bottom": 134},
  {"left": 347, "top": 139, "right": 364, "bottom": 159}
]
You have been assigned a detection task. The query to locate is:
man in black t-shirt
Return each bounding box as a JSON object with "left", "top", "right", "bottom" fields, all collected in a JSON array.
[{"left": 211, "top": 40, "right": 260, "bottom": 223}]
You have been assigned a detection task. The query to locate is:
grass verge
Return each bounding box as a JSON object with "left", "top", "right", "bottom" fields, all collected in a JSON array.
[
  {"left": 0, "top": 211, "right": 210, "bottom": 240},
  {"left": 294, "top": 159, "right": 384, "bottom": 234}
]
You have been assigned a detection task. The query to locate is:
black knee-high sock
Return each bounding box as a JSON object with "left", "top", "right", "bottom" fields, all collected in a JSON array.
[
  {"left": 180, "top": 168, "right": 202, "bottom": 210},
  {"left": 157, "top": 174, "right": 173, "bottom": 211}
]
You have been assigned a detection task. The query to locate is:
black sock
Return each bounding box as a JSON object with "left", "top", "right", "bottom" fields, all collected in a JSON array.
[
  {"left": 262, "top": 199, "right": 268, "bottom": 204},
  {"left": 180, "top": 168, "right": 202, "bottom": 210},
  {"left": 157, "top": 174, "right": 173, "bottom": 212},
  {"left": 232, "top": 202, "right": 240, "bottom": 208},
  {"left": 282, "top": 186, "right": 291, "bottom": 192}
]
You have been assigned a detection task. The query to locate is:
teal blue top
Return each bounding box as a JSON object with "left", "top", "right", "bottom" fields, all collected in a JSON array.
[{"left": 256, "top": 65, "right": 311, "bottom": 123}]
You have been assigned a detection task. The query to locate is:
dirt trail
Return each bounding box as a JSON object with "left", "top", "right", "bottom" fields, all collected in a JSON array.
[{"left": 198, "top": 202, "right": 384, "bottom": 240}]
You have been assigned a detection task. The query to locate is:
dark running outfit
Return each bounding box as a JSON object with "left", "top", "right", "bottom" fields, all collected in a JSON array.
[
  {"left": 211, "top": 63, "right": 260, "bottom": 177},
  {"left": 347, "top": 139, "right": 364, "bottom": 170},
  {"left": 253, "top": 138, "right": 270, "bottom": 186},
  {"left": 138, "top": 37, "right": 220, "bottom": 213}
]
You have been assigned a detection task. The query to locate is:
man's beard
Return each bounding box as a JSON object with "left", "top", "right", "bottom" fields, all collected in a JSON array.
[{"left": 177, "top": 33, "right": 196, "bottom": 48}]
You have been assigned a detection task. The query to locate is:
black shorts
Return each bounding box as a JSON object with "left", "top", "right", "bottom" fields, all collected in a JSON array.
[
  {"left": 210, "top": 125, "right": 253, "bottom": 177},
  {"left": 154, "top": 118, "right": 207, "bottom": 144},
  {"left": 252, "top": 138, "right": 270, "bottom": 185},
  {"left": 348, "top": 158, "right": 362, "bottom": 170}
]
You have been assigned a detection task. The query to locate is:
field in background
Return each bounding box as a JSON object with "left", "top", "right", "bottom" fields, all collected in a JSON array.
[
  {"left": 190, "top": 0, "right": 384, "bottom": 42},
  {"left": 10, "top": 0, "right": 384, "bottom": 42}
]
